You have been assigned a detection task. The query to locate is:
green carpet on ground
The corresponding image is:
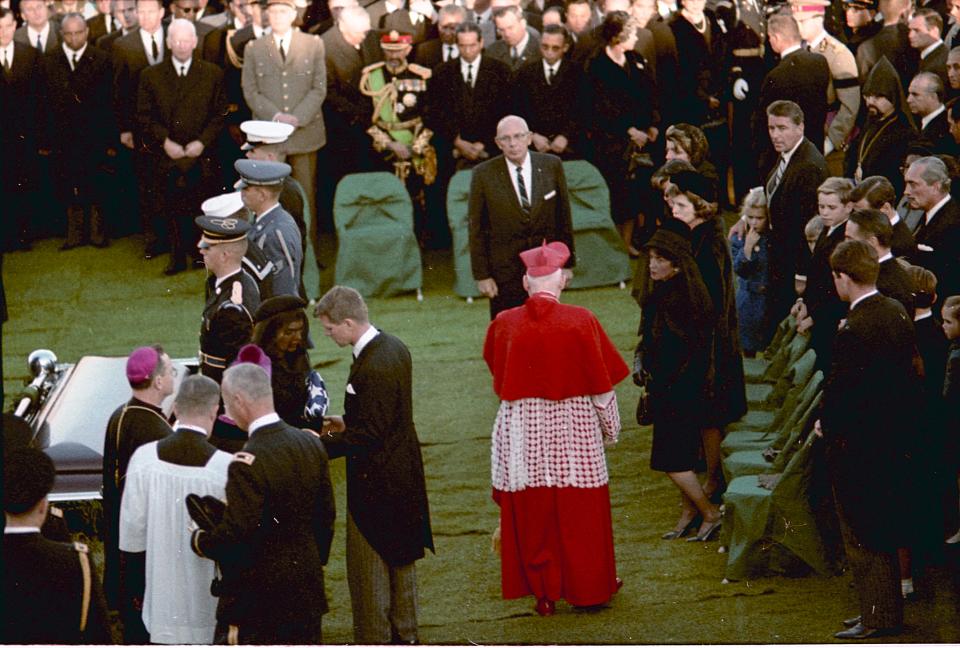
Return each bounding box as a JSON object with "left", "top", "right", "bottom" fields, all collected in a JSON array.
[{"left": 3, "top": 236, "right": 958, "bottom": 644}]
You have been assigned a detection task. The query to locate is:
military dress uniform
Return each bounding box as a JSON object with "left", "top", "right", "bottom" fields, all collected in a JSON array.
[
  {"left": 792, "top": 0, "right": 861, "bottom": 174},
  {"left": 727, "top": 0, "right": 768, "bottom": 197},
  {"left": 196, "top": 216, "right": 261, "bottom": 383},
  {"left": 201, "top": 190, "right": 278, "bottom": 300}
]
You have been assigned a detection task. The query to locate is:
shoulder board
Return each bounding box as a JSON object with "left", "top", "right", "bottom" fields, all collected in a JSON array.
[
  {"left": 232, "top": 451, "right": 256, "bottom": 465},
  {"left": 408, "top": 63, "right": 432, "bottom": 79},
  {"left": 362, "top": 61, "right": 385, "bottom": 74},
  {"left": 231, "top": 281, "right": 243, "bottom": 305},
  {"left": 50, "top": 505, "right": 64, "bottom": 518},
  {"left": 302, "top": 427, "right": 321, "bottom": 439},
  {"left": 72, "top": 541, "right": 89, "bottom": 554}
]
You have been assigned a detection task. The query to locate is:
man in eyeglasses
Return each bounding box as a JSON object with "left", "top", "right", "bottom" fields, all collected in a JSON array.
[{"left": 467, "top": 114, "right": 574, "bottom": 318}]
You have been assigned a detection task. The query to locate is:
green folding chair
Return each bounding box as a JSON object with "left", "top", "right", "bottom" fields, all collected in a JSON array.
[
  {"left": 562, "top": 160, "right": 632, "bottom": 290},
  {"left": 722, "top": 429, "right": 838, "bottom": 581},
  {"left": 445, "top": 169, "right": 481, "bottom": 299},
  {"left": 744, "top": 314, "right": 797, "bottom": 382},
  {"left": 333, "top": 172, "right": 422, "bottom": 298}
]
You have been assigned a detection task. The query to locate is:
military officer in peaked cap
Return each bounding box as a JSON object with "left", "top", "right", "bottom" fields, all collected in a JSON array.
[
  {"left": 235, "top": 159, "right": 305, "bottom": 299},
  {"left": 842, "top": 0, "right": 881, "bottom": 58},
  {"left": 240, "top": 119, "right": 315, "bottom": 280},
  {"left": 202, "top": 190, "right": 279, "bottom": 300},
  {"left": 196, "top": 214, "right": 261, "bottom": 384}
]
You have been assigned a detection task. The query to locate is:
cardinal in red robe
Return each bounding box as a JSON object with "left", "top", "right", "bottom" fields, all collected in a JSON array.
[{"left": 483, "top": 241, "right": 630, "bottom": 616}]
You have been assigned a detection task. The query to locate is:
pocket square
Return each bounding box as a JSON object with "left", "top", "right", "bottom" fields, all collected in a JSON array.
[
  {"left": 544, "top": 190, "right": 556, "bottom": 200},
  {"left": 346, "top": 383, "right": 357, "bottom": 395},
  {"left": 917, "top": 244, "right": 934, "bottom": 252}
]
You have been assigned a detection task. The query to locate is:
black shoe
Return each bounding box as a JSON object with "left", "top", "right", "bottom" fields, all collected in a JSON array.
[
  {"left": 842, "top": 616, "right": 861, "bottom": 628},
  {"left": 834, "top": 623, "right": 901, "bottom": 640},
  {"left": 164, "top": 261, "right": 187, "bottom": 276},
  {"left": 661, "top": 515, "right": 701, "bottom": 540},
  {"left": 687, "top": 518, "right": 722, "bottom": 542}
]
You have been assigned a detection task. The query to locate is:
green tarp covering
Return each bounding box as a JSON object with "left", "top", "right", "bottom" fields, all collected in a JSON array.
[
  {"left": 445, "top": 161, "right": 632, "bottom": 298},
  {"left": 333, "top": 172, "right": 422, "bottom": 298}
]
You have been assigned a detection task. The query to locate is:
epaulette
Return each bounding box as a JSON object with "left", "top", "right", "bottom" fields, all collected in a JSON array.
[
  {"left": 362, "top": 61, "right": 386, "bottom": 74},
  {"left": 408, "top": 62, "right": 432, "bottom": 79},
  {"left": 302, "top": 427, "right": 321, "bottom": 439},
  {"left": 233, "top": 451, "right": 256, "bottom": 465},
  {"left": 231, "top": 281, "right": 243, "bottom": 305},
  {"left": 73, "top": 541, "right": 89, "bottom": 554}
]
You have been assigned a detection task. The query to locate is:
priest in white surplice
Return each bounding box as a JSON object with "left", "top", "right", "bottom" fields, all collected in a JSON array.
[{"left": 120, "top": 375, "right": 233, "bottom": 644}]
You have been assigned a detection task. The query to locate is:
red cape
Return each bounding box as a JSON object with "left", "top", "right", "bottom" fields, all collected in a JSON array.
[{"left": 483, "top": 293, "right": 630, "bottom": 401}]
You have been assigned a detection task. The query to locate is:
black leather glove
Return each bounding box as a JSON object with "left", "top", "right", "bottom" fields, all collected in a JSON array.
[{"left": 632, "top": 346, "right": 649, "bottom": 387}]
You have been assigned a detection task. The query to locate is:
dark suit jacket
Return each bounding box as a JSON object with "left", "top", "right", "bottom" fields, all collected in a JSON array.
[
  {"left": 910, "top": 196, "right": 960, "bottom": 299},
  {"left": 919, "top": 108, "right": 951, "bottom": 152},
  {"left": 427, "top": 54, "right": 511, "bottom": 156},
  {"left": 484, "top": 28, "right": 540, "bottom": 70},
  {"left": 202, "top": 21, "right": 257, "bottom": 123},
  {"left": 878, "top": 256, "right": 915, "bottom": 314},
  {"left": 512, "top": 56, "right": 580, "bottom": 144},
  {"left": 40, "top": 45, "right": 114, "bottom": 200},
  {"left": 891, "top": 217, "right": 917, "bottom": 258},
  {"left": 754, "top": 49, "right": 830, "bottom": 160},
  {"left": 322, "top": 25, "right": 379, "bottom": 131},
  {"left": 468, "top": 152, "right": 575, "bottom": 311},
  {"left": 802, "top": 222, "right": 848, "bottom": 370},
  {"left": 86, "top": 13, "right": 117, "bottom": 46},
  {"left": 156, "top": 428, "right": 218, "bottom": 466},
  {"left": 96, "top": 26, "right": 126, "bottom": 53},
  {"left": 0, "top": 42, "right": 42, "bottom": 190},
  {"left": 919, "top": 41, "right": 948, "bottom": 87},
  {"left": 856, "top": 23, "right": 917, "bottom": 88},
  {"left": 196, "top": 419, "right": 335, "bottom": 639},
  {"left": 765, "top": 138, "right": 829, "bottom": 327},
  {"left": 820, "top": 293, "right": 922, "bottom": 549},
  {"left": 13, "top": 23, "right": 61, "bottom": 54},
  {"left": 2, "top": 533, "right": 112, "bottom": 644},
  {"left": 843, "top": 112, "right": 915, "bottom": 197},
  {"left": 112, "top": 27, "right": 170, "bottom": 134},
  {"left": 136, "top": 57, "right": 227, "bottom": 161},
  {"left": 323, "top": 331, "right": 434, "bottom": 567}
]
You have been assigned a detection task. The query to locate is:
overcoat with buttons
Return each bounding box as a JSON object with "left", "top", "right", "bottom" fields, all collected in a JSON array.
[{"left": 242, "top": 29, "right": 327, "bottom": 155}]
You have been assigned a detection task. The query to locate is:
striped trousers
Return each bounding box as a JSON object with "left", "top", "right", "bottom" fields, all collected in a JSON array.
[{"left": 346, "top": 512, "right": 419, "bottom": 644}]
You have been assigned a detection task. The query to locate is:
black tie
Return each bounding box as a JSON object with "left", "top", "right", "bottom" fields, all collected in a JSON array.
[
  {"left": 516, "top": 165, "right": 530, "bottom": 212},
  {"left": 278, "top": 39, "right": 286, "bottom": 62},
  {"left": 547, "top": 65, "right": 555, "bottom": 85},
  {"left": 72, "top": 53, "right": 79, "bottom": 70},
  {"left": 152, "top": 36, "right": 159, "bottom": 62},
  {"left": 1, "top": 50, "right": 7, "bottom": 72},
  {"left": 465, "top": 62, "right": 473, "bottom": 87},
  {"left": 180, "top": 64, "right": 186, "bottom": 77},
  {"left": 36, "top": 34, "right": 43, "bottom": 50}
]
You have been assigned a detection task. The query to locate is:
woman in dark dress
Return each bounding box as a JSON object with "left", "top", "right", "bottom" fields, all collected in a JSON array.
[
  {"left": 668, "top": 0, "right": 726, "bottom": 128},
  {"left": 252, "top": 296, "right": 328, "bottom": 428},
  {"left": 667, "top": 170, "right": 747, "bottom": 500},
  {"left": 586, "top": 10, "right": 660, "bottom": 256},
  {"left": 638, "top": 222, "right": 722, "bottom": 541}
]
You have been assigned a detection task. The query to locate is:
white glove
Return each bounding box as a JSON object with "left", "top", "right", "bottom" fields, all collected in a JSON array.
[
  {"left": 410, "top": 0, "right": 437, "bottom": 19},
  {"left": 824, "top": 137, "right": 835, "bottom": 156},
  {"left": 733, "top": 78, "right": 749, "bottom": 101}
]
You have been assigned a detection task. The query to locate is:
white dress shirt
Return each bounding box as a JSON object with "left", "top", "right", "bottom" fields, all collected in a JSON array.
[
  {"left": 140, "top": 27, "right": 164, "bottom": 64},
  {"left": 174, "top": 56, "right": 192, "bottom": 77},
  {"left": 849, "top": 289, "right": 880, "bottom": 311},
  {"left": 506, "top": 153, "right": 533, "bottom": 208},
  {"left": 442, "top": 42, "right": 459, "bottom": 61},
  {"left": 174, "top": 422, "right": 207, "bottom": 436},
  {"left": 273, "top": 31, "right": 290, "bottom": 58},
  {"left": 27, "top": 23, "right": 50, "bottom": 50},
  {"left": 510, "top": 31, "right": 530, "bottom": 59},
  {"left": 253, "top": 24, "right": 269, "bottom": 39},
  {"left": 0, "top": 42, "right": 14, "bottom": 69},
  {"left": 461, "top": 54, "right": 480, "bottom": 85},
  {"left": 921, "top": 39, "right": 944, "bottom": 59},
  {"left": 925, "top": 194, "right": 951, "bottom": 226},
  {"left": 249, "top": 412, "right": 281, "bottom": 434},
  {"left": 542, "top": 58, "right": 560, "bottom": 82},
  {"left": 63, "top": 42, "right": 87, "bottom": 70},
  {"left": 353, "top": 325, "right": 379, "bottom": 358},
  {"left": 921, "top": 104, "right": 946, "bottom": 131}
]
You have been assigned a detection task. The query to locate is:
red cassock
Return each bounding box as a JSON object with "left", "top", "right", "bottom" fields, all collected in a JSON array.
[{"left": 484, "top": 293, "right": 629, "bottom": 607}]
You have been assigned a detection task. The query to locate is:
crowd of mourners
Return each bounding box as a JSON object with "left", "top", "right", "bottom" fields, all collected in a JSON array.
[{"left": 3, "top": 0, "right": 960, "bottom": 640}]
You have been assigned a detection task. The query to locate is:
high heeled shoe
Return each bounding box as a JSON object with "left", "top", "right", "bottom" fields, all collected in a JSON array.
[
  {"left": 687, "top": 518, "right": 722, "bottom": 542},
  {"left": 661, "top": 514, "right": 702, "bottom": 540}
]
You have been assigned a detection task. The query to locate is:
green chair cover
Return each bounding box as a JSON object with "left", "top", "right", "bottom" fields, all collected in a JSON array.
[
  {"left": 562, "top": 160, "right": 632, "bottom": 289},
  {"left": 445, "top": 170, "right": 481, "bottom": 298},
  {"left": 744, "top": 314, "right": 795, "bottom": 384},
  {"left": 333, "top": 172, "right": 422, "bottom": 298},
  {"left": 761, "top": 347, "right": 817, "bottom": 410},
  {"left": 722, "top": 430, "right": 836, "bottom": 581},
  {"left": 759, "top": 320, "right": 803, "bottom": 383}
]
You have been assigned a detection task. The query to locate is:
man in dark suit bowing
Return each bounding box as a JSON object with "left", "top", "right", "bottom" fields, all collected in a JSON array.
[
  {"left": 756, "top": 100, "right": 828, "bottom": 337},
  {"left": 315, "top": 285, "right": 433, "bottom": 646},
  {"left": 903, "top": 155, "right": 960, "bottom": 298},
  {"left": 191, "top": 362, "right": 336, "bottom": 644},
  {"left": 816, "top": 239, "right": 922, "bottom": 640},
  {"left": 753, "top": 13, "right": 830, "bottom": 173},
  {"left": 486, "top": 6, "right": 540, "bottom": 70},
  {"left": 907, "top": 72, "right": 951, "bottom": 150},
  {"left": 844, "top": 208, "right": 916, "bottom": 314},
  {"left": 511, "top": 24, "right": 580, "bottom": 159},
  {"left": 138, "top": 17, "right": 227, "bottom": 274},
  {"left": 468, "top": 114, "right": 575, "bottom": 318},
  {"left": 413, "top": 3, "right": 464, "bottom": 69}
]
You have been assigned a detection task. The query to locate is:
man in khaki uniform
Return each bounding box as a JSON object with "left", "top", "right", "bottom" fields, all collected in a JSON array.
[
  {"left": 792, "top": 0, "right": 860, "bottom": 175},
  {"left": 242, "top": 0, "right": 326, "bottom": 219}
]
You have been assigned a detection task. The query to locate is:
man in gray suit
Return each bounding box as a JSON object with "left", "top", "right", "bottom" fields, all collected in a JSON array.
[
  {"left": 14, "top": 0, "right": 61, "bottom": 54},
  {"left": 485, "top": 5, "right": 539, "bottom": 70},
  {"left": 468, "top": 115, "right": 575, "bottom": 318},
  {"left": 242, "top": 0, "right": 326, "bottom": 219}
]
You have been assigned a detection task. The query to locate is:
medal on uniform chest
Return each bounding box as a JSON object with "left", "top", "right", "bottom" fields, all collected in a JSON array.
[{"left": 403, "top": 92, "right": 417, "bottom": 108}]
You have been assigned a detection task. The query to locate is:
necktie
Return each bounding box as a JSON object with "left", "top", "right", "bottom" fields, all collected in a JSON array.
[
  {"left": 36, "top": 34, "right": 43, "bottom": 50},
  {"left": 179, "top": 64, "right": 186, "bottom": 77},
  {"left": 465, "top": 62, "right": 473, "bottom": 87},
  {"left": 444, "top": 44, "right": 452, "bottom": 61},
  {"left": 72, "top": 52, "right": 79, "bottom": 70},
  {"left": 151, "top": 36, "right": 159, "bottom": 62},
  {"left": 766, "top": 154, "right": 787, "bottom": 197},
  {"left": 1, "top": 50, "right": 7, "bottom": 72},
  {"left": 278, "top": 39, "right": 286, "bottom": 62},
  {"left": 516, "top": 165, "right": 530, "bottom": 212},
  {"left": 510, "top": 46, "right": 518, "bottom": 64},
  {"left": 547, "top": 65, "right": 555, "bottom": 85}
]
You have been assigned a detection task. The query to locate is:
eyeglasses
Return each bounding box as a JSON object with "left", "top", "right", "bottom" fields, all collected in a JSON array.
[
  {"left": 495, "top": 132, "right": 530, "bottom": 143},
  {"left": 176, "top": 6, "right": 200, "bottom": 12}
]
